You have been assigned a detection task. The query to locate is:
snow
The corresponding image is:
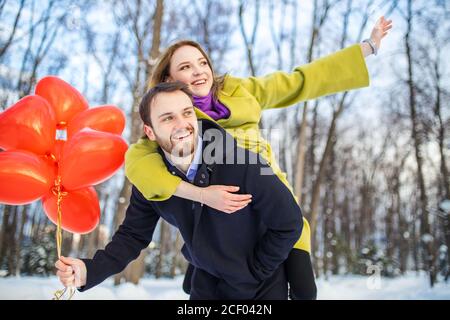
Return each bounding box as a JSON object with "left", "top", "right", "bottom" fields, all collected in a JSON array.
[
  {"left": 0, "top": 275, "right": 189, "bottom": 300},
  {"left": 0, "top": 273, "right": 449, "bottom": 300},
  {"left": 439, "top": 200, "right": 450, "bottom": 214},
  {"left": 315, "top": 273, "right": 450, "bottom": 300}
]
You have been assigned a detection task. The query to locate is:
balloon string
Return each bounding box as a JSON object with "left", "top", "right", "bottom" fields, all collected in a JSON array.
[{"left": 51, "top": 176, "right": 74, "bottom": 300}]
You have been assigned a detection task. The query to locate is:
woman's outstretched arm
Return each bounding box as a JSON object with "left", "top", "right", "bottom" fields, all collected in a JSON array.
[
  {"left": 233, "top": 16, "right": 393, "bottom": 111},
  {"left": 360, "top": 16, "right": 393, "bottom": 57}
]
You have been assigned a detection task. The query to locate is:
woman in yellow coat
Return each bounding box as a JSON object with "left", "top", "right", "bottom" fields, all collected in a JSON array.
[{"left": 125, "top": 17, "right": 393, "bottom": 299}]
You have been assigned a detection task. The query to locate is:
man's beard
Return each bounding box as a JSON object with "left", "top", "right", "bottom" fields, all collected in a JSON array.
[
  {"left": 155, "top": 124, "right": 196, "bottom": 158},
  {"left": 172, "top": 139, "right": 195, "bottom": 157}
]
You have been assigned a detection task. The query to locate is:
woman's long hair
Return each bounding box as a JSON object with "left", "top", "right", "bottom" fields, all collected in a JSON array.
[{"left": 149, "top": 40, "right": 226, "bottom": 99}]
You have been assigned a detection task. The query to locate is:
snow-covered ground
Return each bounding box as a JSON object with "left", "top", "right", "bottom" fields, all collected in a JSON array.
[{"left": 0, "top": 273, "right": 449, "bottom": 300}]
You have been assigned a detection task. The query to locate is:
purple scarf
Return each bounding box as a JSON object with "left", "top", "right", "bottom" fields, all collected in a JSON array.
[{"left": 193, "top": 92, "right": 230, "bottom": 120}]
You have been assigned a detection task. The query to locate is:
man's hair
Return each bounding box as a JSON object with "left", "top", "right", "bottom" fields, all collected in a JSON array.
[{"left": 139, "top": 81, "right": 194, "bottom": 127}]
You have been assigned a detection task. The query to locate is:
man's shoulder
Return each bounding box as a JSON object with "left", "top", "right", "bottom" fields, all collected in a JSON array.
[{"left": 213, "top": 147, "right": 271, "bottom": 177}]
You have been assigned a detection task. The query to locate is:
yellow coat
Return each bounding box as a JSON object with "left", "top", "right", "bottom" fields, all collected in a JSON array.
[{"left": 124, "top": 44, "right": 370, "bottom": 254}]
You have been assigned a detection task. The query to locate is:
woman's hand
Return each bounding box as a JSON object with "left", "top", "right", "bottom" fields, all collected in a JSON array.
[
  {"left": 200, "top": 185, "right": 252, "bottom": 214},
  {"left": 370, "top": 16, "right": 393, "bottom": 50},
  {"left": 175, "top": 180, "right": 252, "bottom": 213}
]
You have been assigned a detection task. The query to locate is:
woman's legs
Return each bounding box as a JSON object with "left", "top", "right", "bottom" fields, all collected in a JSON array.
[
  {"left": 285, "top": 248, "right": 317, "bottom": 300},
  {"left": 284, "top": 215, "right": 317, "bottom": 299},
  {"left": 182, "top": 263, "right": 194, "bottom": 294},
  {"left": 266, "top": 169, "right": 317, "bottom": 299}
]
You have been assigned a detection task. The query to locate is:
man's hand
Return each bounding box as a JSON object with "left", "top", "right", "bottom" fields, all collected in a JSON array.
[
  {"left": 201, "top": 185, "right": 252, "bottom": 214},
  {"left": 55, "top": 256, "right": 87, "bottom": 288},
  {"left": 370, "top": 16, "right": 393, "bottom": 50}
]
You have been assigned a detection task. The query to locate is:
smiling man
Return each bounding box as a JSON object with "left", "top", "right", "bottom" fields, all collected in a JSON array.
[
  {"left": 55, "top": 81, "right": 303, "bottom": 300},
  {"left": 141, "top": 83, "right": 200, "bottom": 173}
]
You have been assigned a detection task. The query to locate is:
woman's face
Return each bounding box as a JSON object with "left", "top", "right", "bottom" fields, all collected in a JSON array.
[{"left": 167, "top": 45, "right": 213, "bottom": 97}]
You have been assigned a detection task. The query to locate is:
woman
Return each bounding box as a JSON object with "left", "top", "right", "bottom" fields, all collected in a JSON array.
[{"left": 125, "top": 16, "right": 393, "bottom": 299}]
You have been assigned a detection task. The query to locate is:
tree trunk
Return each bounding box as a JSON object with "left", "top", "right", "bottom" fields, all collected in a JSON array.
[
  {"left": 398, "top": 205, "right": 409, "bottom": 274},
  {"left": 329, "top": 143, "right": 339, "bottom": 275},
  {"left": 170, "top": 230, "right": 184, "bottom": 278},
  {"left": 405, "top": 0, "right": 435, "bottom": 287},
  {"left": 62, "top": 232, "right": 73, "bottom": 257},
  {"left": 7, "top": 206, "right": 18, "bottom": 275},
  {"left": 386, "top": 204, "right": 395, "bottom": 261},
  {"left": 14, "top": 205, "right": 28, "bottom": 276},
  {"left": 411, "top": 198, "right": 420, "bottom": 273},
  {"left": 309, "top": 98, "right": 346, "bottom": 239},
  {"left": 86, "top": 227, "right": 99, "bottom": 259},
  {"left": 432, "top": 61, "right": 450, "bottom": 200},
  {"left": 0, "top": 205, "right": 12, "bottom": 267},
  {"left": 114, "top": 0, "right": 164, "bottom": 286},
  {"left": 293, "top": 0, "right": 321, "bottom": 201},
  {"left": 294, "top": 104, "right": 309, "bottom": 202},
  {"left": 155, "top": 220, "right": 171, "bottom": 278}
]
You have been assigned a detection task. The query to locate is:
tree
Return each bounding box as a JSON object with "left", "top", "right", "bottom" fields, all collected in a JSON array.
[
  {"left": 294, "top": 0, "right": 338, "bottom": 203},
  {"left": 112, "top": 0, "right": 164, "bottom": 286},
  {"left": 402, "top": 0, "right": 435, "bottom": 286},
  {"left": 238, "top": 0, "right": 260, "bottom": 77}
]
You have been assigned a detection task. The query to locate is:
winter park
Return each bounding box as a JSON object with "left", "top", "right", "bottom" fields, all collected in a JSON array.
[{"left": 0, "top": 0, "right": 449, "bottom": 303}]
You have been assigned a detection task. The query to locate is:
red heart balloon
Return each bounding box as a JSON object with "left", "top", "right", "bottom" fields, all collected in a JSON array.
[
  {"left": 67, "top": 105, "right": 126, "bottom": 139},
  {"left": 0, "top": 95, "right": 56, "bottom": 155},
  {"left": 40, "top": 153, "right": 59, "bottom": 178},
  {"left": 0, "top": 150, "right": 55, "bottom": 205},
  {"left": 42, "top": 186, "right": 100, "bottom": 234},
  {"left": 35, "top": 76, "right": 89, "bottom": 125},
  {"left": 47, "top": 139, "right": 66, "bottom": 164},
  {"left": 59, "top": 129, "right": 128, "bottom": 190}
]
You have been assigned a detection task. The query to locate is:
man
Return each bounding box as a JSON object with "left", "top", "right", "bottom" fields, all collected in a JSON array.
[{"left": 55, "top": 81, "right": 303, "bottom": 299}]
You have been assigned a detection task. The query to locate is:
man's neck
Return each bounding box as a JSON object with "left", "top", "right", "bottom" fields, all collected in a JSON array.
[{"left": 163, "top": 151, "right": 194, "bottom": 174}]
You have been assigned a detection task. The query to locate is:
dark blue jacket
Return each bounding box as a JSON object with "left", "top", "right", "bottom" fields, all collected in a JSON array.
[{"left": 80, "top": 119, "right": 303, "bottom": 298}]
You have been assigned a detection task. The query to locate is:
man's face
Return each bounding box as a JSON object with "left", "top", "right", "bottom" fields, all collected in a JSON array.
[{"left": 143, "top": 90, "right": 198, "bottom": 158}]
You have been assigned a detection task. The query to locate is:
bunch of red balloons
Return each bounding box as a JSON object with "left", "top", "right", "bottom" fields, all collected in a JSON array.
[{"left": 0, "top": 76, "right": 128, "bottom": 234}]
